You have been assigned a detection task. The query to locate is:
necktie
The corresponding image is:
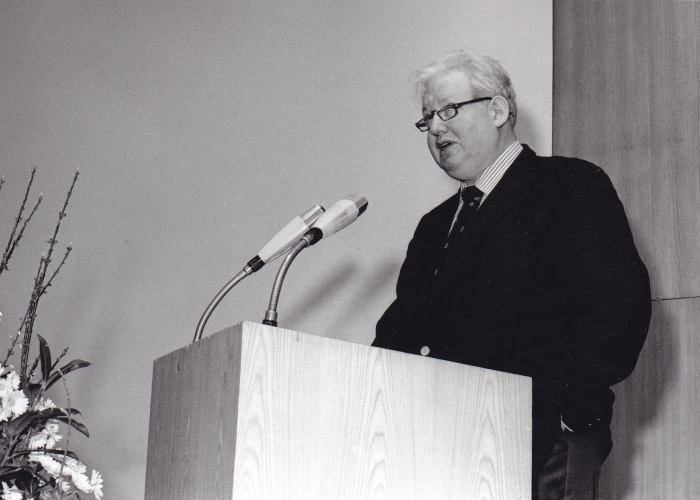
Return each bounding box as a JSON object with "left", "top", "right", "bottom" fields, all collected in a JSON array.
[
  {"left": 429, "top": 185, "right": 483, "bottom": 285},
  {"left": 446, "top": 185, "right": 483, "bottom": 246}
]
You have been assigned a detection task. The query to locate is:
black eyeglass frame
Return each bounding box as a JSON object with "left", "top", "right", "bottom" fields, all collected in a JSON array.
[{"left": 415, "top": 96, "right": 493, "bottom": 131}]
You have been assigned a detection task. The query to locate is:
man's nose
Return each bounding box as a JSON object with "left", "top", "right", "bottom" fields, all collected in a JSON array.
[{"left": 429, "top": 115, "right": 447, "bottom": 135}]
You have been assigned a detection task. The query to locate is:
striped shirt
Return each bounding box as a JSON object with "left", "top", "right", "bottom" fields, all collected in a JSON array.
[{"left": 448, "top": 140, "right": 523, "bottom": 235}]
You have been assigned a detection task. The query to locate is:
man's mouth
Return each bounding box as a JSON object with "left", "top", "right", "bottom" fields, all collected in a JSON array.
[{"left": 437, "top": 141, "right": 455, "bottom": 151}]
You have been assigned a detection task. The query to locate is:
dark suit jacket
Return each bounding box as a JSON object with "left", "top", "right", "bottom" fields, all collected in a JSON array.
[{"left": 373, "top": 145, "right": 651, "bottom": 473}]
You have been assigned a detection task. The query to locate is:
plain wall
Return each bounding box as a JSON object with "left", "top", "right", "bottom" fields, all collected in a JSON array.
[{"left": 0, "top": 1, "right": 552, "bottom": 498}]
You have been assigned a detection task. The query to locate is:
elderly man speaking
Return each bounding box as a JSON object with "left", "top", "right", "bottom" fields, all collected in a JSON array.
[{"left": 372, "top": 50, "right": 651, "bottom": 500}]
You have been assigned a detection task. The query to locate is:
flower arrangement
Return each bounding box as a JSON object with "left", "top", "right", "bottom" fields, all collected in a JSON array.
[{"left": 0, "top": 170, "right": 102, "bottom": 499}]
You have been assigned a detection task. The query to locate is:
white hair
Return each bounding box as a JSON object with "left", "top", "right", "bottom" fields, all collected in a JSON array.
[{"left": 413, "top": 51, "right": 518, "bottom": 126}]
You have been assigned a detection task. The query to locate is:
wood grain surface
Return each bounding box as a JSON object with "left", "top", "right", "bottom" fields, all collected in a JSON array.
[
  {"left": 599, "top": 298, "right": 700, "bottom": 499},
  {"left": 145, "top": 323, "right": 531, "bottom": 499},
  {"left": 554, "top": 2, "right": 700, "bottom": 498},
  {"left": 553, "top": 0, "right": 700, "bottom": 299},
  {"left": 229, "top": 322, "right": 532, "bottom": 500},
  {"left": 145, "top": 323, "right": 244, "bottom": 499}
]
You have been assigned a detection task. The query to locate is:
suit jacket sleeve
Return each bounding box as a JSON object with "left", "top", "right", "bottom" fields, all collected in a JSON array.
[
  {"left": 551, "top": 163, "right": 651, "bottom": 431},
  {"left": 373, "top": 216, "right": 423, "bottom": 351},
  {"left": 373, "top": 211, "right": 442, "bottom": 352}
]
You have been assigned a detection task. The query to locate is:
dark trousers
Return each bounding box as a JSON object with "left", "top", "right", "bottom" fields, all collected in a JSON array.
[{"left": 534, "top": 429, "right": 608, "bottom": 500}]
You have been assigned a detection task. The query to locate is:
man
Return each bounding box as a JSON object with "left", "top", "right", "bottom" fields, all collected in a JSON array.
[{"left": 372, "top": 51, "right": 651, "bottom": 499}]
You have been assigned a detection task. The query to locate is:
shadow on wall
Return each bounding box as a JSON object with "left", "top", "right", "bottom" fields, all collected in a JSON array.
[
  {"left": 283, "top": 258, "right": 401, "bottom": 339},
  {"left": 598, "top": 301, "right": 677, "bottom": 499},
  {"left": 282, "top": 261, "right": 358, "bottom": 328},
  {"left": 327, "top": 259, "right": 401, "bottom": 338}
]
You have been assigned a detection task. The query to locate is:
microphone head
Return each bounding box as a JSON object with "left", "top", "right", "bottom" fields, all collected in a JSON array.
[
  {"left": 256, "top": 204, "right": 325, "bottom": 264},
  {"left": 307, "top": 195, "right": 368, "bottom": 244},
  {"left": 350, "top": 194, "right": 368, "bottom": 215}
]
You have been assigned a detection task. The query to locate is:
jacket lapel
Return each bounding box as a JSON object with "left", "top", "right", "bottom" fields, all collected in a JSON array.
[{"left": 424, "top": 145, "right": 538, "bottom": 316}]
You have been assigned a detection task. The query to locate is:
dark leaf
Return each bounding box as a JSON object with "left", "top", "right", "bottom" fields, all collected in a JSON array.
[
  {"left": 26, "top": 383, "right": 42, "bottom": 400},
  {"left": 37, "top": 335, "right": 51, "bottom": 382},
  {"left": 42, "top": 449, "right": 81, "bottom": 461},
  {"left": 45, "top": 359, "right": 90, "bottom": 390},
  {"left": 10, "top": 449, "right": 80, "bottom": 461},
  {"left": 36, "top": 407, "right": 82, "bottom": 419},
  {"left": 0, "top": 465, "right": 40, "bottom": 483},
  {"left": 6, "top": 408, "right": 82, "bottom": 437},
  {"left": 49, "top": 347, "right": 69, "bottom": 372},
  {"left": 4, "top": 411, "right": 37, "bottom": 437},
  {"left": 0, "top": 465, "right": 26, "bottom": 476},
  {"left": 52, "top": 416, "right": 90, "bottom": 438}
]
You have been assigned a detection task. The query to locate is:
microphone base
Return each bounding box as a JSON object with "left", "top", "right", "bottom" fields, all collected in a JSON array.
[{"left": 262, "top": 318, "right": 278, "bottom": 327}]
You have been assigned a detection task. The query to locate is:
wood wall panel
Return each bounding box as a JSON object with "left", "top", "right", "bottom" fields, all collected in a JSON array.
[
  {"left": 599, "top": 298, "right": 700, "bottom": 499},
  {"left": 554, "top": 0, "right": 700, "bottom": 299},
  {"left": 554, "top": 2, "right": 700, "bottom": 498}
]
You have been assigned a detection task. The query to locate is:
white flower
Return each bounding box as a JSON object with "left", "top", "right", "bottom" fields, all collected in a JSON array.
[
  {"left": 28, "top": 433, "right": 47, "bottom": 449},
  {"left": 62, "top": 457, "right": 87, "bottom": 476},
  {"left": 3, "top": 390, "right": 28, "bottom": 418},
  {"left": 52, "top": 457, "right": 102, "bottom": 499},
  {"left": 59, "top": 480, "right": 71, "bottom": 493},
  {"left": 33, "top": 397, "right": 56, "bottom": 411},
  {"left": 28, "top": 452, "right": 63, "bottom": 477},
  {"left": 0, "top": 370, "right": 18, "bottom": 398},
  {"left": 70, "top": 469, "right": 91, "bottom": 493},
  {"left": 0, "top": 389, "right": 28, "bottom": 422},
  {"left": 0, "top": 379, "right": 12, "bottom": 399},
  {"left": 1, "top": 481, "right": 22, "bottom": 500},
  {"left": 90, "top": 470, "right": 104, "bottom": 499},
  {"left": 45, "top": 422, "right": 62, "bottom": 446},
  {"left": 6, "top": 372, "right": 19, "bottom": 391},
  {"left": 0, "top": 405, "right": 10, "bottom": 422},
  {"left": 29, "top": 420, "right": 63, "bottom": 449}
]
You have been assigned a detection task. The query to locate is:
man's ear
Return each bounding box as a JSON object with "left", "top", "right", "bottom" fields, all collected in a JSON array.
[{"left": 489, "top": 95, "right": 511, "bottom": 128}]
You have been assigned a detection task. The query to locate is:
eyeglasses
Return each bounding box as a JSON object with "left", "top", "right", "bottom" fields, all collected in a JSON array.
[{"left": 415, "top": 97, "right": 493, "bottom": 132}]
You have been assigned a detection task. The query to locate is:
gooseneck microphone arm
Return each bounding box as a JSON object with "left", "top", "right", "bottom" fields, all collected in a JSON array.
[
  {"left": 260, "top": 195, "right": 367, "bottom": 328},
  {"left": 261, "top": 233, "right": 316, "bottom": 327},
  {"left": 192, "top": 204, "right": 324, "bottom": 343},
  {"left": 192, "top": 261, "right": 257, "bottom": 343}
]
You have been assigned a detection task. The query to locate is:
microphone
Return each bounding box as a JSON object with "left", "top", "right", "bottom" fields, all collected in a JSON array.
[
  {"left": 193, "top": 203, "right": 324, "bottom": 342},
  {"left": 304, "top": 195, "right": 368, "bottom": 246},
  {"left": 261, "top": 195, "right": 368, "bottom": 327},
  {"left": 245, "top": 204, "right": 325, "bottom": 272}
]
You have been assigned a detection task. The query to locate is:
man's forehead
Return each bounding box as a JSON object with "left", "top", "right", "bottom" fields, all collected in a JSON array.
[{"left": 421, "top": 70, "right": 474, "bottom": 111}]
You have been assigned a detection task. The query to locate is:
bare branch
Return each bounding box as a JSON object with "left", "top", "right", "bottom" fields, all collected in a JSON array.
[
  {"left": 0, "top": 195, "right": 43, "bottom": 276},
  {"left": 0, "top": 168, "right": 42, "bottom": 276},
  {"left": 20, "top": 255, "right": 48, "bottom": 378},
  {"left": 42, "top": 169, "right": 78, "bottom": 275},
  {"left": 50, "top": 347, "right": 69, "bottom": 371},
  {"left": 40, "top": 246, "right": 72, "bottom": 296},
  {"left": 28, "top": 353, "right": 40, "bottom": 380},
  {"left": 57, "top": 366, "right": 72, "bottom": 482},
  {"left": 3, "top": 330, "right": 22, "bottom": 365},
  {"left": 17, "top": 171, "right": 79, "bottom": 379},
  {"left": 5, "top": 168, "right": 36, "bottom": 250}
]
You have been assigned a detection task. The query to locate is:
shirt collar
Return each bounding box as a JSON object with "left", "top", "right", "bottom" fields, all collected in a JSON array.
[{"left": 460, "top": 140, "right": 523, "bottom": 201}]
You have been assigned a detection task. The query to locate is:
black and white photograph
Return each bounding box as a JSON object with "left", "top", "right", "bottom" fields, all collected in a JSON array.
[{"left": 0, "top": 1, "right": 696, "bottom": 498}]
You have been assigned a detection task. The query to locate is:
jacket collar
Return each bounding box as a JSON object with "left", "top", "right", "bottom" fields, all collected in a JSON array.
[{"left": 425, "top": 144, "right": 538, "bottom": 314}]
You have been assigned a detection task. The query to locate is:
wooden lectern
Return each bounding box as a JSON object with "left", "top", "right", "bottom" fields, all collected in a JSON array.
[{"left": 145, "top": 322, "right": 531, "bottom": 499}]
